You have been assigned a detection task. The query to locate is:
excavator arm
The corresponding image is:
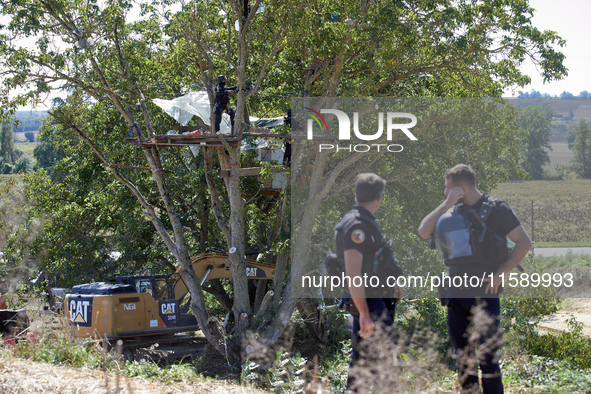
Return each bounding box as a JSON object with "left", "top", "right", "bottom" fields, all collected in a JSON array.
[{"left": 156, "top": 253, "right": 275, "bottom": 302}]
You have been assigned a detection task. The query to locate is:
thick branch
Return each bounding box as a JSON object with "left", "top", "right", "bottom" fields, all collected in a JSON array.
[{"left": 203, "top": 148, "right": 231, "bottom": 240}]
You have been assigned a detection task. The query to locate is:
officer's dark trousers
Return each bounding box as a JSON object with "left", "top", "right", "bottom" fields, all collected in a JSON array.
[
  {"left": 347, "top": 298, "right": 395, "bottom": 391},
  {"left": 447, "top": 298, "right": 503, "bottom": 394},
  {"left": 214, "top": 106, "right": 235, "bottom": 134}
]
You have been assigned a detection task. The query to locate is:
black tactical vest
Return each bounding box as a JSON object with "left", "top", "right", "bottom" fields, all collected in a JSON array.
[{"left": 434, "top": 197, "right": 510, "bottom": 267}]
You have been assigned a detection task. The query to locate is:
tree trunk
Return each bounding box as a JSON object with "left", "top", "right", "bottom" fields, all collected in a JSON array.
[
  {"left": 200, "top": 191, "right": 210, "bottom": 248},
  {"left": 296, "top": 298, "right": 324, "bottom": 343},
  {"left": 253, "top": 279, "right": 267, "bottom": 314},
  {"left": 203, "top": 279, "right": 233, "bottom": 313}
]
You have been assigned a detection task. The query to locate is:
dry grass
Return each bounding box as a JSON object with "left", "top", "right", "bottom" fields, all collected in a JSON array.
[
  {"left": 347, "top": 325, "right": 449, "bottom": 393},
  {"left": 0, "top": 301, "right": 266, "bottom": 394},
  {"left": 0, "top": 357, "right": 264, "bottom": 394},
  {"left": 242, "top": 318, "right": 456, "bottom": 393}
]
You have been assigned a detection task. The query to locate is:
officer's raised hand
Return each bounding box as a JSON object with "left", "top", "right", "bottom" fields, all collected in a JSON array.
[
  {"left": 419, "top": 181, "right": 465, "bottom": 239},
  {"left": 444, "top": 185, "right": 465, "bottom": 207}
]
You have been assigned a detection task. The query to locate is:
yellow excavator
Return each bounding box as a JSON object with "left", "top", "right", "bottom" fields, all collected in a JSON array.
[{"left": 63, "top": 253, "right": 274, "bottom": 359}]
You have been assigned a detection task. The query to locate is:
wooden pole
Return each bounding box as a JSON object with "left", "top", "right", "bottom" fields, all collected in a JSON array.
[{"left": 531, "top": 200, "right": 534, "bottom": 243}]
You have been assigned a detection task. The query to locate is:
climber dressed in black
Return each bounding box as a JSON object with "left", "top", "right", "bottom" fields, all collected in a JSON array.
[{"left": 214, "top": 75, "right": 237, "bottom": 135}]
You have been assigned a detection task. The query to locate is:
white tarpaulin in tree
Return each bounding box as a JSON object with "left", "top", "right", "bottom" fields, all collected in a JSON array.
[
  {"left": 152, "top": 91, "right": 221, "bottom": 128},
  {"left": 153, "top": 91, "right": 284, "bottom": 134}
]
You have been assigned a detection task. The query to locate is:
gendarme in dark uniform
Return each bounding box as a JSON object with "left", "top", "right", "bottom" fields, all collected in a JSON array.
[
  {"left": 335, "top": 173, "right": 400, "bottom": 392},
  {"left": 446, "top": 193, "right": 519, "bottom": 394},
  {"left": 419, "top": 164, "right": 532, "bottom": 394}
]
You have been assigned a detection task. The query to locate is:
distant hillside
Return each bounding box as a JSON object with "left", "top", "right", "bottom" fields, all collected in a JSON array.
[
  {"left": 509, "top": 98, "right": 591, "bottom": 142},
  {"left": 11, "top": 111, "right": 48, "bottom": 133}
]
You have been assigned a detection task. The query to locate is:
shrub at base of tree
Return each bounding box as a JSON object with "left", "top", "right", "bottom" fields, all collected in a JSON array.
[{"left": 14, "top": 156, "right": 31, "bottom": 174}]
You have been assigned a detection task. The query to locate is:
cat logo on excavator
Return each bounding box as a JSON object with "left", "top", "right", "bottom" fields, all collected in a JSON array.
[{"left": 69, "top": 298, "right": 92, "bottom": 326}]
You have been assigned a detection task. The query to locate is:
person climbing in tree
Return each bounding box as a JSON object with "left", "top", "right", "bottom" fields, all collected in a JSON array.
[
  {"left": 214, "top": 75, "right": 237, "bottom": 136},
  {"left": 283, "top": 108, "right": 292, "bottom": 166}
]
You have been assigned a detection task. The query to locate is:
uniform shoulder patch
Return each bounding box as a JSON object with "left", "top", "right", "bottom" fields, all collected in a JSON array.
[{"left": 351, "top": 229, "right": 365, "bottom": 244}]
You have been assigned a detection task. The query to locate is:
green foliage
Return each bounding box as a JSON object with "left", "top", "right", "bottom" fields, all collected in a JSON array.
[
  {"left": 240, "top": 359, "right": 261, "bottom": 386},
  {"left": 19, "top": 97, "right": 225, "bottom": 285},
  {"left": 502, "top": 354, "right": 591, "bottom": 392},
  {"left": 396, "top": 299, "right": 449, "bottom": 357},
  {"left": 502, "top": 295, "right": 591, "bottom": 370},
  {"left": 257, "top": 0, "right": 567, "bottom": 98},
  {"left": 14, "top": 156, "right": 31, "bottom": 173},
  {"left": 23, "top": 165, "right": 169, "bottom": 285},
  {"left": 12, "top": 148, "right": 23, "bottom": 162},
  {"left": 289, "top": 307, "right": 350, "bottom": 391},
  {"left": 33, "top": 125, "right": 64, "bottom": 172},
  {"left": 0, "top": 174, "right": 39, "bottom": 287},
  {"left": 266, "top": 350, "right": 307, "bottom": 392},
  {"left": 1, "top": 163, "right": 12, "bottom": 174},
  {"left": 321, "top": 307, "right": 351, "bottom": 350},
  {"left": 319, "top": 338, "right": 350, "bottom": 392},
  {"left": 548, "top": 164, "right": 574, "bottom": 181},
  {"left": 518, "top": 317, "right": 591, "bottom": 369},
  {"left": 500, "top": 298, "right": 560, "bottom": 330},
  {"left": 540, "top": 252, "right": 591, "bottom": 270},
  {"left": 516, "top": 105, "right": 553, "bottom": 180},
  {"left": 507, "top": 298, "right": 559, "bottom": 319},
  {"left": 565, "top": 127, "right": 576, "bottom": 147},
  {"left": 570, "top": 119, "right": 591, "bottom": 179},
  {"left": 7, "top": 333, "right": 107, "bottom": 369},
  {"left": 240, "top": 350, "right": 308, "bottom": 393},
  {"left": 1, "top": 122, "right": 15, "bottom": 165},
  {"left": 24, "top": 131, "right": 35, "bottom": 142},
  {"left": 125, "top": 360, "right": 199, "bottom": 383}
]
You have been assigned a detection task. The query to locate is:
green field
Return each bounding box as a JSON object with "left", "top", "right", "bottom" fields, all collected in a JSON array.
[
  {"left": 494, "top": 180, "right": 591, "bottom": 245},
  {"left": 546, "top": 142, "right": 574, "bottom": 168},
  {"left": 14, "top": 142, "right": 38, "bottom": 157}
]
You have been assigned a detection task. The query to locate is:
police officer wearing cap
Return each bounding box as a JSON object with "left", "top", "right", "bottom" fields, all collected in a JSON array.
[
  {"left": 336, "top": 173, "right": 402, "bottom": 391},
  {"left": 418, "top": 164, "right": 532, "bottom": 394},
  {"left": 214, "top": 75, "right": 237, "bottom": 135}
]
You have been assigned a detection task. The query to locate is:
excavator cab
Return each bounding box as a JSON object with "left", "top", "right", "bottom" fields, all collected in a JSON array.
[{"left": 113, "top": 275, "right": 176, "bottom": 300}]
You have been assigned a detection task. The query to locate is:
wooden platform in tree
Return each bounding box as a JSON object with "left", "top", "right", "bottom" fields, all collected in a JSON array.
[
  {"left": 124, "top": 130, "right": 335, "bottom": 148},
  {"left": 124, "top": 133, "right": 240, "bottom": 148}
]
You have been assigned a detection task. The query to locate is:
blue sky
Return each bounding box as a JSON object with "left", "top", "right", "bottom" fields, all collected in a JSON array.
[{"left": 505, "top": 0, "right": 591, "bottom": 97}]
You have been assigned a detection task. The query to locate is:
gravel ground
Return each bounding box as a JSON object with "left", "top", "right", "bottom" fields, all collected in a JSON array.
[{"left": 537, "top": 298, "right": 591, "bottom": 336}]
